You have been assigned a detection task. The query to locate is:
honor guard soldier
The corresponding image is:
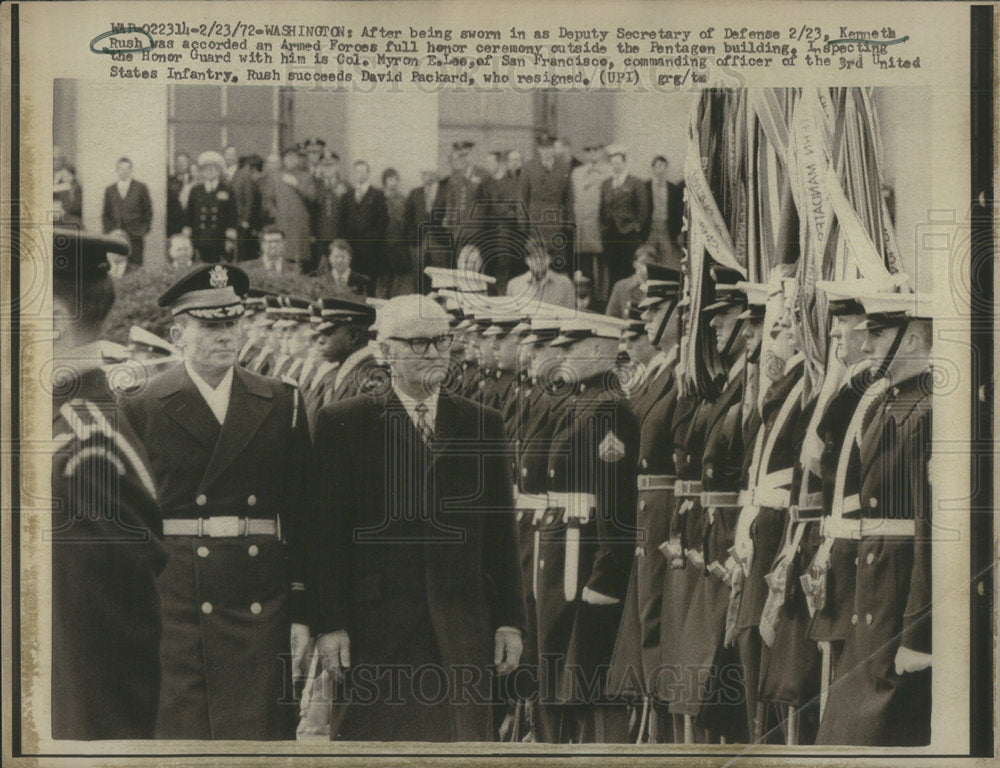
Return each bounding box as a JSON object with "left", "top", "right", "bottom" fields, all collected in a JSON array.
[
  {"left": 245, "top": 295, "right": 284, "bottom": 375},
  {"left": 804, "top": 280, "right": 888, "bottom": 720},
  {"left": 326, "top": 298, "right": 389, "bottom": 404},
  {"left": 623, "top": 265, "right": 682, "bottom": 421},
  {"left": 238, "top": 289, "right": 279, "bottom": 368},
  {"left": 534, "top": 313, "right": 639, "bottom": 743},
  {"left": 302, "top": 297, "right": 377, "bottom": 431},
  {"left": 816, "top": 290, "right": 934, "bottom": 746},
  {"left": 50, "top": 228, "right": 168, "bottom": 739},
  {"left": 606, "top": 265, "right": 682, "bottom": 742},
  {"left": 730, "top": 272, "right": 816, "bottom": 743},
  {"left": 270, "top": 296, "right": 313, "bottom": 380},
  {"left": 670, "top": 276, "right": 750, "bottom": 744},
  {"left": 506, "top": 310, "right": 575, "bottom": 741},
  {"left": 121, "top": 264, "right": 313, "bottom": 739},
  {"left": 482, "top": 313, "right": 525, "bottom": 414}
]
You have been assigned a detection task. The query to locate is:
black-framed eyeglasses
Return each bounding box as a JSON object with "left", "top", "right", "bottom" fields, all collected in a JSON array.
[{"left": 387, "top": 334, "right": 454, "bottom": 354}]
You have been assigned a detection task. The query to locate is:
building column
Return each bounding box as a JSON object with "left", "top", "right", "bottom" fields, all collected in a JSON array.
[
  {"left": 75, "top": 82, "right": 169, "bottom": 268},
  {"left": 342, "top": 89, "right": 438, "bottom": 190}
]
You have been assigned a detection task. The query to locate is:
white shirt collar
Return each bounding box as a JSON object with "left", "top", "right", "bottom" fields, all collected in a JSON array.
[
  {"left": 116, "top": 179, "right": 131, "bottom": 194},
  {"left": 392, "top": 382, "right": 439, "bottom": 431},
  {"left": 185, "top": 360, "right": 234, "bottom": 425}
]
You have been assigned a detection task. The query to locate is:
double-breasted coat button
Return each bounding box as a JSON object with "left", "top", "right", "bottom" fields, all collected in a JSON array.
[
  {"left": 865, "top": 613, "right": 873, "bottom": 625},
  {"left": 521, "top": 467, "right": 528, "bottom": 477},
  {"left": 854, "top": 557, "right": 859, "bottom": 566},
  {"left": 538, "top": 559, "right": 545, "bottom": 570},
  {"left": 866, "top": 552, "right": 875, "bottom": 565},
  {"left": 196, "top": 493, "right": 207, "bottom": 506},
  {"left": 869, "top": 497, "right": 878, "bottom": 509},
  {"left": 851, "top": 613, "right": 858, "bottom": 625},
  {"left": 640, "top": 458, "right": 648, "bottom": 469},
  {"left": 639, "top": 500, "right": 646, "bottom": 511},
  {"left": 247, "top": 495, "right": 257, "bottom": 506},
  {"left": 248, "top": 544, "right": 259, "bottom": 557},
  {"left": 250, "top": 602, "right": 262, "bottom": 615},
  {"left": 197, "top": 546, "right": 209, "bottom": 558},
  {"left": 201, "top": 602, "right": 213, "bottom": 614},
  {"left": 706, "top": 468, "right": 714, "bottom": 479},
  {"left": 549, "top": 469, "right": 556, "bottom": 478}
]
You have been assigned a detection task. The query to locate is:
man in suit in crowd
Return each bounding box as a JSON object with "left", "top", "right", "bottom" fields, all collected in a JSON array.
[
  {"left": 230, "top": 154, "right": 264, "bottom": 262},
  {"left": 405, "top": 169, "right": 447, "bottom": 292},
  {"left": 382, "top": 167, "right": 411, "bottom": 297},
  {"left": 184, "top": 151, "right": 239, "bottom": 264},
  {"left": 476, "top": 150, "right": 522, "bottom": 296},
  {"left": 121, "top": 264, "right": 313, "bottom": 739},
  {"left": 314, "top": 151, "right": 351, "bottom": 267},
  {"left": 341, "top": 159, "right": 389, "bottom": 292},
  {"left": 324, "top": 239, "right": 373, "bottom": 299},
  {"left": 101, "top": 157, "right": 153, "bottom": 269},
  {"left": 168, "top": 152, "right": 195, "bottom": 237},
  {"left": 50, "top": 228, "right": 167, "bottom": 740},
  {"left": 521, "top": 133, "right": 574, "bottom": 272},
  {"left": 600, "top": 147, "right": 650, "bottom": 288},
  {"left": 572, "top": 145, "right": 612, "bottom": 299},
  {"left": 263, "top": 145, "right": 317, "bottom": 274},
  {"left": 645, "top": 156, "right": 685, "bottom": 269},
  {"left": 606, "top": 244, "right": 655, "bottom": 319},
  {"left": 310, "top": 294, "right": 524, "bottom": 741},
  {"left": 222, "top": 145, "right": 239, "bottom": 183},
  {"left": 435, "top": 141, "right": 484, "bottom": 262}
]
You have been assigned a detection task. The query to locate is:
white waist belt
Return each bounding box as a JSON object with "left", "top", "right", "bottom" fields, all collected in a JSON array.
[
  {"left": 163, "top": 516, "right": 279, "bottom": 538},
  {"left": 675, "top": 480, "right": 704, "bottom": 498},
  {"left": 638, "top": 474, "right": 676, "bottom": 491},
  {"left": 514, "top": 490, "right": 550, "bottom": 511},
  {"left": 821, "top": 517, "right": 915, "bottom": 540},
  {"left": 548, "top": 492, "right": 597, "bottom": 522},
  {"left": 701, "top": 491, "right": 741, "bottom": 508}
]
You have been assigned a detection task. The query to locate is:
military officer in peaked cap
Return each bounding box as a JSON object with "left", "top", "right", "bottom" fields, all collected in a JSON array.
[
  {"left": 121, "top": 263, "right": 313, "bottom": 739},
  {"left": 534, "top": 313, "right": 639, "bottom": 743},
  {"left": 50, "top": 228, "right": 168, "bottom": 739},
  {"left": 816, "top": 290, "right": 935, "bottom": 747},
  {"left": 185, "top": 151, "right": 239, "bottom": 264}
]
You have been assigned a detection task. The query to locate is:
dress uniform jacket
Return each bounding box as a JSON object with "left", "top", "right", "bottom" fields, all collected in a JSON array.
[
  {"left": 121, "top": 363, "right": 312, "bottom": 739},
  {"left": 51, "top": 363, "right": 167, "bottom": 739},
  {"left": 672, "top": 366, "right": 748, "bottom": 738},
  {"left": 816, "top": 371, "right": 933, "bottom": 746},
  {"left": 309, "top": 391, "right": 525, "bottom": 741},
  {"left": 186, "top": 182, "right": 239, "bottom": 263},
  {"left": 302, "top": 360, "right": 341, "bottom": 434},
  {"left": 513, "top": 380, "right": 573, "bottom": 697},
  {"left": 807, "top": 370, "right": 885, "bottom": 648},
  {"left": 535, "top": 375, "right": 640, "bottom": 706},
  {"left": 657, "top": 394, "right": 713, "bottom": 705},
  {"left": 607, "top": 360, "right": 680, "bottom": 700}
]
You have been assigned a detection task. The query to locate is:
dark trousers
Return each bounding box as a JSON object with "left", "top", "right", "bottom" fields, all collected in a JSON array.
[{"left": 127, "top": 235, "right": 145, "bottom": 267}]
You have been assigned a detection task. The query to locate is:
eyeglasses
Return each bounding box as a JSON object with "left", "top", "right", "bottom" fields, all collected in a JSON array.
[{"left": 387, "top": 334, "right": 454, "bottom": 354}]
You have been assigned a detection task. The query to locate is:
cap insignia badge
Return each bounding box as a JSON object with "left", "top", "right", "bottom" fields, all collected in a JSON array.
[{"left": 209, "top": 265, "right": 229, "bottom": 288}]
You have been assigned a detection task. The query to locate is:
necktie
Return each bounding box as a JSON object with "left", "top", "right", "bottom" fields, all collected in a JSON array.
[{"left": 414, "top": 402, "right": 434, "bottom": 444}]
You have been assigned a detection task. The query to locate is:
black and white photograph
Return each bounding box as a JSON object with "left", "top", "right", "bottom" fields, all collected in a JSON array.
[{"left": 2, "top": 1, "right": 994, "bottom": 765}]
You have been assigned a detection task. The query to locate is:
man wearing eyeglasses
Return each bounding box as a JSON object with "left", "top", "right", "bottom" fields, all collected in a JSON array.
[{"left": 309, "top": 294, "right": 525, "bottom": 742}]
